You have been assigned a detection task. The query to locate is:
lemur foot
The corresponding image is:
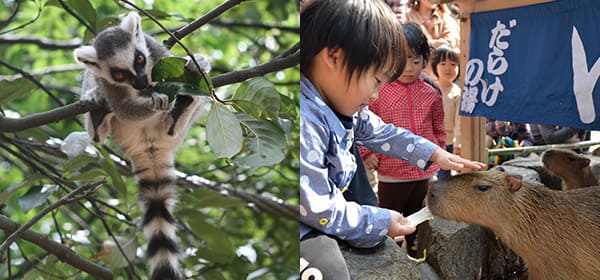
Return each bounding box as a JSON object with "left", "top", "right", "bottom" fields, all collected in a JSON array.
[{"left": 185, "top": 54, "right": 211, "bottom": 74}]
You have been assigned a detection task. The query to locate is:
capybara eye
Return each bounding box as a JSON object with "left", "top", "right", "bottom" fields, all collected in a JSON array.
[{"left": 475, "top": 185, "right": 491, "bottom": 192}]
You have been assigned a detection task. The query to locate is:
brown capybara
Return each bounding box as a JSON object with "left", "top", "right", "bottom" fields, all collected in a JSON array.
[
  {"left": 541, "top": 149, "right": 598, "bottom": 190},
  {"left": 427, "top": 170, "right": 600, "bottom": 280}
]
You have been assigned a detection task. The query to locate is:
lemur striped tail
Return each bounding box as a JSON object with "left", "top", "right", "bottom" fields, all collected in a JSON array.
[{"left": 138, "top": 176, "right": 181, "bottom": 280}]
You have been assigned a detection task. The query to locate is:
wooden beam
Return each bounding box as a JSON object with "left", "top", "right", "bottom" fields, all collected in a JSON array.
[{"left": 454, "top": 1, "right": 487, "bottom": 165}]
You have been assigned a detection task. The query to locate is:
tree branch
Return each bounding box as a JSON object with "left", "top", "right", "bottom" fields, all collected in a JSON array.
[
  {"left": 0, "top": 179, "right": 106, "bottom": 258},
  {"left": 212, "top": 48, "right": 299, "bottom": 87},
  {"left": 4, "top": 136, "right": 299, "bottom": 221},
  {"left": 163, "top": 0, "right": 248, "bottom": 49},
  {"left": 0, "top": 215, "right": 113, "bottom": 280},
  {"left": 0, "top": 49, "right": 299, "bottom": 132},
  {"left": 0, "top": 59, "right": 66, "bottom": 107},
  {"left": 210, "top": 18, "right": 299, "bottom": 33},
  {"left": 181, "top": 175, "right": 299, "bottom": 221},
  {"left": 0, "top": 34, "right": 81, "bottom": 49},
  {"left": 0, "top": 100, "right": 97, "bottom": 133}
]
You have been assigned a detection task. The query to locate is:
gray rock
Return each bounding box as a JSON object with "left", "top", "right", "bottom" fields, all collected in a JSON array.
[
  {"left": 417, "top": 218, "right": 486, "bottom": 280},
  {"left": 490, "top": 165, "right": 541, "bottom": 186},
  {"left": 342, "top": 237, "right": 424, "bottom": 280},
  {"left": 481, "top": 229, "right": 528, "bottom": 280},
  {"left": 501, "top": 155, "right": 562, "bottom": 189}
]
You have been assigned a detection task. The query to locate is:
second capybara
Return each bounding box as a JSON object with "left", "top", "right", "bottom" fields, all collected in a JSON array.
[
  {"left": 427, "top": 170, "right": 600, "bottom": 280},
  {"left": 541, "top": 148, "right": 598, "bottom": 190}
]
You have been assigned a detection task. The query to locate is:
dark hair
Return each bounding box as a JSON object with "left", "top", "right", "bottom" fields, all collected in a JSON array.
[
  {"left": 301, "top": 0, "right": 407, "bottom": 83},
  {"left": 431, "top": 44, "right": 460, "bottom": 81},
  {"left": 401, "top": 22, "right": 431, "bottom": 65}
]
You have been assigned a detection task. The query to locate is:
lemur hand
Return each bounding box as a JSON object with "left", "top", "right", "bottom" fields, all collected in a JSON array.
[{"left": 149, "top": 92, "right": 172, "bottom": 111}]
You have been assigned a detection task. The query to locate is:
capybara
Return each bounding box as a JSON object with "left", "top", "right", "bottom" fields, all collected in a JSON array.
[
  {"left": 541, "top": 149, "right": 598, "bottom": 190},
  {"left": 427, "top": 170, "right": 600, "bottom": 280}
]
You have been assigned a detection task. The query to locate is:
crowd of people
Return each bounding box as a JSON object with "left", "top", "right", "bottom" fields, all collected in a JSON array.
[{"left": 299, "top": 0, "right": 593, "bottom": 279}]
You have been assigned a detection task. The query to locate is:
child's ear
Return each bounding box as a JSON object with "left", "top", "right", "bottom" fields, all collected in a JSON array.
[{"left": 322, "top": 47, "right": 343, "bottom": 70}]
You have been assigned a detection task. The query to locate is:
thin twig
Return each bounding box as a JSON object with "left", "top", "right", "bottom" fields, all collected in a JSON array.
[
  {"left": 0, "top": 59, "right": 65, "bottom": 106},
  {"left": 0, "top": 180, "right": 106, "bottom": 259},
  {"left": 0, "top": 46, "right": 299, "bottom": 133},
  {"left": 0, "top": 2, "right": 41, "bottom": 35},
  {"left": 90, "top": 200, "right": 142, "bottom": 280},
  {"left": 0, "top": 215, "right": 113, "bottom": 280},
  {"left": 57, "top": 0, "right": 96, "bottom": 35},
  {"left": 0, "top": 34, "right": 82, "bottom": 49},
  {"left": 163, "top": 0, "right": 247, "bottom": 49},
  {"left": 0, "top": 0, "right": 21, "bottom": 30},
  {"left": 210, "top": 18, "right": 298, "bottom": 33}
]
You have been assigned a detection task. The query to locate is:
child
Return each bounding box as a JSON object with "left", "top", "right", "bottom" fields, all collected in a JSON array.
[
  {"left": 360, "top": 22, "right": 445, "bottom": 257},
  {"left": 300, "top": 1, "right": 485, "bottom": 279},
  {"left": 431, "top": 44, "right": 462, "bottom": 179}
]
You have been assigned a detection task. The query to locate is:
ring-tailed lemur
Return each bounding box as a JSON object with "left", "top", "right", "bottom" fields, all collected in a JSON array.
[{"left": 74, "top": 12, "right": 210, "bottom": 280}]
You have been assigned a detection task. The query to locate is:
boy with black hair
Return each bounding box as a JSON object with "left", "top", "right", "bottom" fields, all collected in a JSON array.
[{"left": 300, "top": 1, "right": 485, "bottom": 278}]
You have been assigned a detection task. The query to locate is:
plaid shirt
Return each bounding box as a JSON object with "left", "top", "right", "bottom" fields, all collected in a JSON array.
[{"left": 360, "top": 77, "right": 445, "bottom": 181}]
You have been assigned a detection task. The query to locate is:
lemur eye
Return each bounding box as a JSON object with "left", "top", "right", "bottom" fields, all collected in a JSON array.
[
  {"left": 112, "top": 71, "right": 126, "bottom": 81},
  {"left": 136, "top": 55, "right": 145, "bottom": 64}
]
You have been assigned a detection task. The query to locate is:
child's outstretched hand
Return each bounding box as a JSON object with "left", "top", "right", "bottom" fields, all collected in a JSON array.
[
  {"left": 387, "top": 210, "right": 415, "bottom": 241},
  {"left": 363, "top": 154, "right": 379, "bottom": 170},
  {"left": 430, "top": 148, "right": 486, "bottom": 171}
]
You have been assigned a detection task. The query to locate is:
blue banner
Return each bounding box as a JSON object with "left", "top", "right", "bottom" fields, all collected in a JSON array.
[{"left": 460, "top": 0, "right": 600, "bottom": 130}]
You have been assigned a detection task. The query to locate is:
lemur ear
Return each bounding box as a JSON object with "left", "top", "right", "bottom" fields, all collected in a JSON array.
[
  {"left": 74, "top": 46, "right": 99, "bottom": 67},
  {"left": 121, "top": 12, "right": 145, "bottom": 42}
]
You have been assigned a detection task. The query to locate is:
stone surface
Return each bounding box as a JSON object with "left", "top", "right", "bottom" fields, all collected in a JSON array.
[
  {"left": 490, "top": 164, "right": 542, "bottom": 186},
  {"left": 417, "top": 218, "right": 486, "bottom": 280},
  {"left": 481, "top": 229, "right": 528, "bottom": 280},
  {"left": 342, "top": 237, "right": 425, "bottom": 280}
]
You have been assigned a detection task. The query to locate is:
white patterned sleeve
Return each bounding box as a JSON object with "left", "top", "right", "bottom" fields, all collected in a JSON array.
[
  {"left": 354, "top": 108, "right": 439, "bottom": 170},
  {"left": 300, "top": 114, "right": 391, "bottom": 248}
]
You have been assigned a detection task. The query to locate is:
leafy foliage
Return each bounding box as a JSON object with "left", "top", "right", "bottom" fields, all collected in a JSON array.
[{"left": 0, "top": 0, "right": 299, "bottom": 279}]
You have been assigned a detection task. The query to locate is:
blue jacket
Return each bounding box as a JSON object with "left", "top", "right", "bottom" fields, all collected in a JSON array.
[{"left": 300, "top": 74, "right": 439, "bottom": 248}]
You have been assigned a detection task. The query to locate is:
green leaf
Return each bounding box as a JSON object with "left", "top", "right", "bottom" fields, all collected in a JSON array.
[
  {"left": 97, "top": 147, "right": 127, "bottom": 199},
  {"left": 232, "top": 77, "right": 281, "bottom": 120},
  {"left": 152, "top": 57, "right": 212, "bottom": 101},
  {"left": 69, "top": 169, "right": 107, "bottom": 182},
  {"left": 206, "top": 103, "right": 243, "bottom": 158},
  {"left": 188, "top": 218, "right": 236, "bottom": 263},
  {"left": 1, "top": 174, "right": 43, "bottom": 204},
  {"left": 145, "top": 9, "right": 173, "bottom": 20},
  {"left": 152, "top": 57, "right": 187, "bottom": 81},
  {"left": 18, "top": 185, "right": 58, "bottom": 213},
  {"left": 234, "top": 113, "right": 286, "bottom": 167},
  {"left": 153, "top": 81, "right": 181, "bottom": 102},
  {"left": 181, "top": 188, "right": 247, "bottom": 209},
  {"left": 0, "top": 78, "right": 36, "bottom": 105},
  {"left": 62, "top": 154, "right": 99, "bottom": 173},
  {"left": 202, "top": 270, "right": 226, "bottom": 280},
  {"left": 65, "top": 0, "right": 96, "bottom": 32}
]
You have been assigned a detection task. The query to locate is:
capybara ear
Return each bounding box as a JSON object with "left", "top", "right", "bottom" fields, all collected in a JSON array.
[{"left": 506, "top": 174, "right": 522, "bottom": 193}]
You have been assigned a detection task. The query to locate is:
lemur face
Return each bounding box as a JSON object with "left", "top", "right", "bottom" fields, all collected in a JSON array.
[{"left": 74, "top": 12, "right": 153, "bottom": 90}]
